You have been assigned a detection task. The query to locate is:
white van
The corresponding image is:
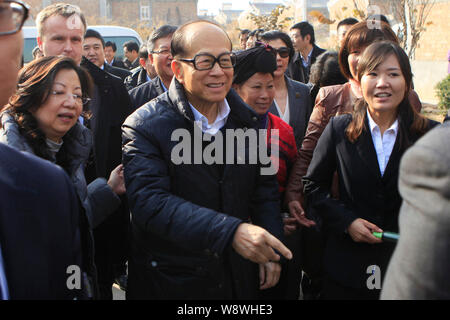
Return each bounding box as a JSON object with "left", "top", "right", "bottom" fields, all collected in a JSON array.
[{"left": 23, "top": 25, "right": 143, "bottom": 63}]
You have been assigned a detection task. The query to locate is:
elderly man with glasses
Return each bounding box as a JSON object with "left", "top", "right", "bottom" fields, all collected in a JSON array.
[
  {"left": 0, "top": 0, "right": 82, "bottom": 300},
  {"left": 122, "top": 20, "right": 292, "bottom": 300}
]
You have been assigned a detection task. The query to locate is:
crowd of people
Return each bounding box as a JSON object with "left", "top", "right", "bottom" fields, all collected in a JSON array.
[{"left": 0, "top": 1, "right": 449, "bottom": 300}]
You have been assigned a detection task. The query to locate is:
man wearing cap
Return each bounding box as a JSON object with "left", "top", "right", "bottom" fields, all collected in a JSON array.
[{"left": 122, "top": 20, "right": 292, "bottom": 299}]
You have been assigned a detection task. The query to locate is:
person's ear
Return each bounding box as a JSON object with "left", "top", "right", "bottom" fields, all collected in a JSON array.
[
  {"left": 37, "top": 36, "right": 43, "bottom": 52},
  {"left": 171, "top": 60, "right": 184, "bottom": 84},
  {"left": 139, "top": 58, "right": 146, "bottom": 69},
  {"left": 232, "top": 83, "right": 240, "bottom": 93},
  {"left": 305, "top": 34, "right": 311, "bottom": 44},
  {"left": 149, "top": 53, "right": 155, "bottom": 65}
]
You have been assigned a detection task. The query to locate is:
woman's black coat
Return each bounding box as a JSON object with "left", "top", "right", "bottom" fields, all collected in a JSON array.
[{"left": 303, "top": 113, "right": 437, "bottom": 288}]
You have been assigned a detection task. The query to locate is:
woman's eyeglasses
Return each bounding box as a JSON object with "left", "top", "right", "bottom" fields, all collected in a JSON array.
[
  {"left": 0, "top": 1, "right": 30, "bottom": 37},
  {"left": 50, "top": 91, "right": 91, "bottom": 106}
]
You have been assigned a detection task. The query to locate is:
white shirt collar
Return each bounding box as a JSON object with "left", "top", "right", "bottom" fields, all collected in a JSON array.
[
  {"left": 367, "top": 110, "right": 398, "bottom": 135},
  {"left": 189, "top": 99, "right": 230, "bottom": 135},
  {"left": 273, "top": 95, "right": 290, "bottom": 123},
  {"left": 300, "top": 47, "right": 314, "bottom": 64}
]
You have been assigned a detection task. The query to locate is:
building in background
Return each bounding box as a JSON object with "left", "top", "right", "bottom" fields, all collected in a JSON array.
[
  {"left": 327, "top": 0, "right": 449, "bottom": 103},
  {"left": 215, "top": 2, "right": 245, "bottom": 25},
  {"left": 249, "top": 0, "right": 283, "bottom": 14},
  {"left": 25, "top": 0, "right": 198, "bottom": 27}
]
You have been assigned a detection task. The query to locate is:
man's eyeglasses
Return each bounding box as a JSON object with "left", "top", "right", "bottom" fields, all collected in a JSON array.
[
  {"left": 178, "top": 52, "right": 236, "bottom": 71},
  {"left": 0, "top": 0, "right": 29, "bottom": 36},
  {"left": 151, "top": 49, "right": 172, "bottom": 56},
  {"left": 273, "top": 47, "right": 291, "bottom": 59}
]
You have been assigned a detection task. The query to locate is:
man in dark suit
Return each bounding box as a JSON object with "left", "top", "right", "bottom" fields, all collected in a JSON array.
[
  {"left": 288, "top": 22, "right": 325, "bottom": 83},
  {"left": 105, "top": 41, "right": 126, "bottom": 69},
  {"left": 0, "top": 144, "right": 82, "bottom": 300},
  {"left": 83, "top": 29, "right": 131, "bottom": 81},
  {"left": 128, "top": 25, "right": 177, "bottom": 109},
  {"left": 0, "top": 0, "right": 81, "bottom": 299},
  {"left": 79, "top": 56, "right": 133, "bottom": 300},
  {"left": 124, "top": 45, "right": 156, "bottom": 91},
  {"left": 123, "top": 40, "right": 140, "bottom": 70},
  {"left": 381, "top": 122, "right": 450, "bottom": 299}
]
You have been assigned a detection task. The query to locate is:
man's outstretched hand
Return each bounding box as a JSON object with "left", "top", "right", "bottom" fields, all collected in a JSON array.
[{"left": 232, "top": 223, "right": 293, "bottom": 264}]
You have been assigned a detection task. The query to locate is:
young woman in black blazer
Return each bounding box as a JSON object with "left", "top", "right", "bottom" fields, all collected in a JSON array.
[{"left": 303, "top": 41, "right": 438, "bottom": 300}]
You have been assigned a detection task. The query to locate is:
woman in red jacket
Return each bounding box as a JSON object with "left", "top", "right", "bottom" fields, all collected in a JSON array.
[
  {"left": 232, "top": 44, "right": 298, "bottom": 299},
  {"left": 233, "top": 44, "right": 297, "bottom": 202}
]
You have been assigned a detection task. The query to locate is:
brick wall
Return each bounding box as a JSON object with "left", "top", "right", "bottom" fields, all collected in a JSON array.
[
  {"left": 152, "top": 1, "right": 198, "bottom": 26},
  {"left": 111, "top": 1, "right": 139, "bottom": 23},
  {"left": 414, "top": 1, "right": 450, "bottom": 61}
]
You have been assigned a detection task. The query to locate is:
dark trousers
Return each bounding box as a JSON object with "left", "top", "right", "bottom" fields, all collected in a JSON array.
[
  {"left": 94, "top": 197, "right": 130, "bottom": 300},
  {"left": 321, "top": 275, "right": 381, "bottom": 300},
  {"left": 300, "top": 225, "right": 326, "bottom": 299},
  {"left": 259, "top": 228, "right": 302, "bottom": 300}
]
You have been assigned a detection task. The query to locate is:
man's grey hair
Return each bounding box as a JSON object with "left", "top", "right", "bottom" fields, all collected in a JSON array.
[
  {"left": 36, "top": 3, "right": 87, "bottom": 37},
  {"left": 147, "top": 25, "right": 178, "bottom": 53}
]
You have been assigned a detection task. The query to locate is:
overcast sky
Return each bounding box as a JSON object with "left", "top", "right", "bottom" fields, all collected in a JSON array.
[{"left": 198, "top": 0, "right": 251, "bottom": 15}]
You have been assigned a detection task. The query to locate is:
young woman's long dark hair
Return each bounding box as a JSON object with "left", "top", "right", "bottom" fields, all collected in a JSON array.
[
  {"left": 3, "top": 56, "right": 93, "bottom": 165},
  {"left": 346, "top": 41, "right": 429, "bottom": 145}
]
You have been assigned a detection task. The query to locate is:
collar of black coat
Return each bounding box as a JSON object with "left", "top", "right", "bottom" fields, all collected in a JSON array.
[
  {"left": 130, "top": 66, "right": 142, "bottom": 75},
  {"left": 153, "top": 76, "right": 166, "bottom": 95},
  {"left": 81, "top": 56, "right": 115, "bottom": 82},
  {"left": 0, "top": 111, "right": 92, "bottom": 173},
  {"left": 167, "top": 78, "right": 260, "bottom": 129}
]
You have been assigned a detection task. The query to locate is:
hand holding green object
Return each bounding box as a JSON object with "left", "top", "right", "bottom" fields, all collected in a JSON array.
[{"left": 372, "top": 231, "right": 399, "bottom": 243}]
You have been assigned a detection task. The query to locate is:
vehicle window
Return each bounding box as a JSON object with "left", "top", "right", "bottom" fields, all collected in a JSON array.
[
  {"left": 22, "top": 36, "right": 141, "bottom": 64},
  {"left": 102, "top": 36, "right": 141, "bottom": 62},
  {"left": 24, "top": 38, "right": 38, "bottom": 63}
]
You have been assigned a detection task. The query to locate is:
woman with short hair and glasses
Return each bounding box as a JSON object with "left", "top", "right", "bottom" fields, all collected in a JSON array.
[
  {"left": 259, "top": 31, "right": 314, "bottom": 299},
  {"left": 260, "top": 31, "right": 313, "bottom": 150},
  {"left": 0, "top": 56, "right": 125, "bottom": 299}
]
